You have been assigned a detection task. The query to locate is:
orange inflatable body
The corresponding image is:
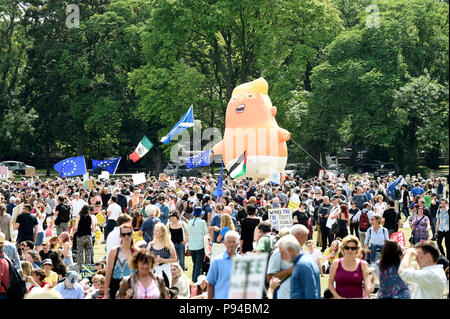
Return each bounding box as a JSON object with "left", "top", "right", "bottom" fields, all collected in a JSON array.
[{"left": 212, "top": 77, "right": 290, "bottom": 180}]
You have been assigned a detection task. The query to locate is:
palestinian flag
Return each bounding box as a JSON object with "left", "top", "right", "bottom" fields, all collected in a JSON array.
[
  {"left": 228, "top": 151, "right": 247, "bottom": 179},
  {"left": 129, "top": 136, "right": 153, "bottom": 163}
]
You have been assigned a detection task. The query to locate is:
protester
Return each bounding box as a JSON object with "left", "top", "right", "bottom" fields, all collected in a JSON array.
[
  {"left": 412, "top": 207, "right": 431, "bottom": 244},
  {"left": 116, "top": 248, "right": 167, "bottom": 299},
  {"left": 364, "top": 214, "right": 389, "bottom": 264},
  {"left": 42, "top": 259, "right": 59, "bottom": 288},
  {"left": 239, "top": 204, "right": 260, "bottom": 254},
  {"left": 190, "top": 274, "right": 208, "bottom": 299},
  {"left": 58, "top": 232, "right": 74, "bottom": 270},
  {"left": 0, "top": 232, "right": 10, "bottom": 299},
  {"left": 104, "top": 224, "right": 137, "bottom": 299},
  {"left": 73, "top": 205, "right": 95, "bottom": 271},
  {"left": 0, "top": 204, "right": 12, "bottom": 242},
  {"left": 328, "top": 235, "right": 370, "bottom": 299},
  {"left": 187, "top": 206, "right": 209, "bottom": 283},
  {"left": 277, "top": 229, "right": 321, "bottom": 299},
  {"left": 207, "top": 230, "right": 240, "bottom": 299},
  {"left": 376, "top": 239, "right": 410, "bottom": 299},
  {"left": 53, "top": 271, "right": 84, "bottom": 299},
  {"left": 382, "top": 200, "right": 400, "bottom": 237},
  {"left": 105, "top": 196, "right": 121, "bottom": 240},
  {"left": 13, "top": 204, "right": 38, "bottom": 247},
  {"left": 399, "top": 241, "right": 447, "bottom": 299},
  {"left": 435, "top": 198, "right": 449, "bottom": 258},
  {"left": 170, "top": 262, "right": 191, "bottom": 299},
  {"left": 167, "top": 211, "right": 188, "bottom": 271},
  {"left": 305, "top": 240, "right": 324, "bottom": 277},
  {"left": 147, "top": 222, "right": 177, "bottom": 287}
]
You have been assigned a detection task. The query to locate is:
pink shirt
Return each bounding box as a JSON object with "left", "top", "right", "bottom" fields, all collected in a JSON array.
[{"left": 136, "top": 279, "right": 160, "bottom": 299}]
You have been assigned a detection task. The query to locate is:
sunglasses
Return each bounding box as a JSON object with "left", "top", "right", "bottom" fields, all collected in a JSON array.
[
  {"left": 343, "top": 246, "right": 358, "bottom": 251},
  {"left": 120, "top": 232, "right": 133, "bottom": 237}
]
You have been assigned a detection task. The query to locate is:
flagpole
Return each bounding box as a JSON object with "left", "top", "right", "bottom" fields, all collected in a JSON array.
[{"left": 113, "top": 157, "right": 121, "bottom": 175}]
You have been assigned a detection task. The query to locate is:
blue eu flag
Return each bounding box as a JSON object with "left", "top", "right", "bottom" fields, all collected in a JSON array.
[
  {"left": 92, "top": 157, "right": 121, "bottom": 175},
  {"left": 212, "top": 164, "right": 223, "bottom": 198},
  {"left": 54, "top": 156, "right": 87, "bottom": 177},
  {"left": 185, "top": 150, "right": 211, "bottom": 169}
]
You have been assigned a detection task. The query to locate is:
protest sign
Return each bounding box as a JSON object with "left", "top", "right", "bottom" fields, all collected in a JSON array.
[
  {"left": 287, "top": 200, "right": 300, "bottom": 210},
  {"left": 390, "top": 231, "right": 406, "bottom": 249},
  {"left": 132, "top": 172, "right": 146, "bottom": 185},
  {"left": 211, "top": 243, "right": 226, "bottom": 261},
  {"left": 99, "top": 171, "right": 110, "bottom": 179},
  {"left": 80, "top": 264, "right": 96, "bottom": 280},
  {"left": 0, "top": 167, "right": 8, "bottom": 180},
  {"left": 318, "top": 169, "right": 336, "bottom": 180},
  {"left": 83, "top": 172, "right": 89, "bottom": 182},
  {"left": 228, "top": 253, "right": 268, "bottom": 299},
  {"left": 268, "top": 208, "right": 292, "bottom": 231},
  {"left": 96, "top": 212, "right": 106, "bottom": 226}
]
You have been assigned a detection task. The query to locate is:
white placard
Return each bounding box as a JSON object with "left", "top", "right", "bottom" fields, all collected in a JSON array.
[
  {"left": 318, "top": 169, "right": 336, "bottom": 180},
  {"left": 268, "top": 208, "right": 292, "bottom": 231},
  {"left": 83, "top": 172, "right": 89, "bottom": 182},
  {"left": 99, "top": 171, "right": 110, "bottom": 179},
  {"left": 169, "top": 180, "right": 176, "bottom": 187},
  {"left": 0, "top": 166, "right": 8, "bottom": 180},
  {"left": 228, "top": 253, "right": 268, "bottom": 299},
  {"left": 132, "top": 172, "right": 146, "bottom": 185}
]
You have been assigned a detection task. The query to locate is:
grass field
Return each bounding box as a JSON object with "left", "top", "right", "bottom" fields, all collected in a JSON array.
[{"left": 93, "top": 214, "right": 425, "bottom": 296}]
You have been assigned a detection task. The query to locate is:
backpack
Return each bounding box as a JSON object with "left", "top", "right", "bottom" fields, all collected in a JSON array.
[
  {"left": 58, "top": 204, "right": 71, "bottom": 223},
  {"left": 0, "top": 255, "right": 27, "bottom": 299},
  {"left": 359, "top": 210, "right": 370, "bottom": 232}
]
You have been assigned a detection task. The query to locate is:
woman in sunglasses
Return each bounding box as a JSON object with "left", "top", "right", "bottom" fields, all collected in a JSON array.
[
  {"left": 104, "top": 224, "right": 137, "bottom": 299},
  {"left": 328, "top": 235, "right": 371, "bottom": 299}
]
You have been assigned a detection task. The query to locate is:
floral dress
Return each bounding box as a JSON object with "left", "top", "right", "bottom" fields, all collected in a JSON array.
[
  {"left": 412, "top": 215, "right": 429, "bottom": 241},
  {"left": 377, "top": 264, "right": 410, "bottom": 299}
]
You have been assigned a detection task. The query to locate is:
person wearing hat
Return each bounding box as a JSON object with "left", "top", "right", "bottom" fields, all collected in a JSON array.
[
  {"left": 53, "top": 270, "right": 84, "bottom": 299},
  {"left": 190, "top": 274, "right": 208, "bottom": 299},
  {"left": 187, "top": 206, "right": 209, "bottom": 282},
  {"left": 42, "top": 258, "right": 59, "bottom": 288}
]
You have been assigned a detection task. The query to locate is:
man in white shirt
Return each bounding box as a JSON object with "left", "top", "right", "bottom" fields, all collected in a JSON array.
[
  {"left": 104, "top": 196, "right": 122, "bottom": 240},
  {"left": 70, "top": 193, "right": 87, "bottom": 220},
  {"left": 399, "top": 240, "right": 446, "bottom": 299}
]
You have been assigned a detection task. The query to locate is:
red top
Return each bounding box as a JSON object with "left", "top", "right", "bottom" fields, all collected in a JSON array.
[
  {"left": 0, "top": 253, "right": 10, "bottom": 294},
  {"left": 29, "top": 281, "right": 50, "bottom": 292},
  {"left": 335, "top": 258, "right": 364, "bottom": 299}
]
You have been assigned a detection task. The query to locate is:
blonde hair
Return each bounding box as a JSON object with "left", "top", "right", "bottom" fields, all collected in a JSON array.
[
  {"left": 151, "top": 223, "right": 173, "bottom": 250},
  {"left": 341, "top": 235, "right": 362, "bottom": 255},
  {"left": 220, "top": 214, "right": 235, "bottom": 231},
  {"left": 171, "top": 262, "right": 189, "bottom": 285},
  {"left": 21, "top": 261, "right": 33, "bottom": 276}
]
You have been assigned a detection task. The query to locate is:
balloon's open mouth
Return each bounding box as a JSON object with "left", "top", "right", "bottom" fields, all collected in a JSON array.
[{"left": 236, "top": 104, "right": 245, "bottom": 113}]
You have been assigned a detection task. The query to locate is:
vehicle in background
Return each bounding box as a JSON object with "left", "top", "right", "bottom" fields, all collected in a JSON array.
[
  {"left": 374, "top": 162, "right": 399, "bottom": 178},
  {"left": 354, "top": 159, "right": 383, "bottom": 174},
  {"left": 0, "top": 161, "right": 34, "bottom": 175},
  {"left": 328, "top": 163, "right": 350, "bottom": 179},
  {"left": 285, "top": 163, "right": 308, "bottom": 178},
  {"left": 163, "top": 163, "right": 203, "bottom": 178}
]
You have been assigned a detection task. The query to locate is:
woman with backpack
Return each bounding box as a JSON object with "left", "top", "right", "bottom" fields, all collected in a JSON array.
[
  {"left": 364, "top": 214, "right": 389, "bottom": 264},
  {"left": 411, "top": 207, "right": 431, "bottom": 245}
]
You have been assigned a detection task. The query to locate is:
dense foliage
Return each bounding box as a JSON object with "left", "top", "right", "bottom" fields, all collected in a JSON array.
[{"left": 0, "top": 0, "right": 448, "bottom": 175}]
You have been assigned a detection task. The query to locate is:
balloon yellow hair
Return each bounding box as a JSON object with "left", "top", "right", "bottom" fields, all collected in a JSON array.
[{"left": 231, "top": 77, "right": 268, "bottom": 98}]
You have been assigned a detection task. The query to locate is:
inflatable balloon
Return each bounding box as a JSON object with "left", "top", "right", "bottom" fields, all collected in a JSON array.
[{"left": 211, "top": 77, "right": 290, "bottom": 181}]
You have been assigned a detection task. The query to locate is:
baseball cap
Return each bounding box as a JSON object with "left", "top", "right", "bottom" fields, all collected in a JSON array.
[
  {"left": 42, "top": 259, "right": 53, "bottom": 266},
  {"left": 194, "top": 275, "right": 207, "bottom": 286}
]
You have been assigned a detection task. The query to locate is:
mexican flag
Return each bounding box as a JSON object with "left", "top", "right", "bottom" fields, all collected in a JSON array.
[
  {"left": 129, "top": 136, "right": 153, "bottom": 163},
  {"left": 228, "top": 151, "right": 247, "bottom": 179}
]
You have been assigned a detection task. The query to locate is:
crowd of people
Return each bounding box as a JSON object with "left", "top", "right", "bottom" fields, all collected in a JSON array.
[{"left": 0, "top": 170, "right": 448, "bottom": 299}]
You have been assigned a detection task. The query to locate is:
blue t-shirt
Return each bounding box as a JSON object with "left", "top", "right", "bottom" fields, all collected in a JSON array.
[
  {"left": 206, "top": 250, "right": 234, "bottom": 299},
  {"left": 218, "top": 226, "right": 231, "bottom": 243},
  {"left": 156, "top": 203, "right": 170, "bottom": 225},
  {"left": 210, "top": 215, "right": 237, "bottom": 243},
  {"left": 140, "top": 217, "right": 160, "bottom": 243},
  {"left": 291, "top": 253, "right": 321, "bottom": 299}
]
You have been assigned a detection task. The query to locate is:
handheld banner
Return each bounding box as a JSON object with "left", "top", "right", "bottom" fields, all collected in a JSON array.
[
  {"left": 268, "top": 208, "right": 292, "bottom": 231},
  {"left": 228, "top": 253, "right": 268, "bottom": 299}
]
